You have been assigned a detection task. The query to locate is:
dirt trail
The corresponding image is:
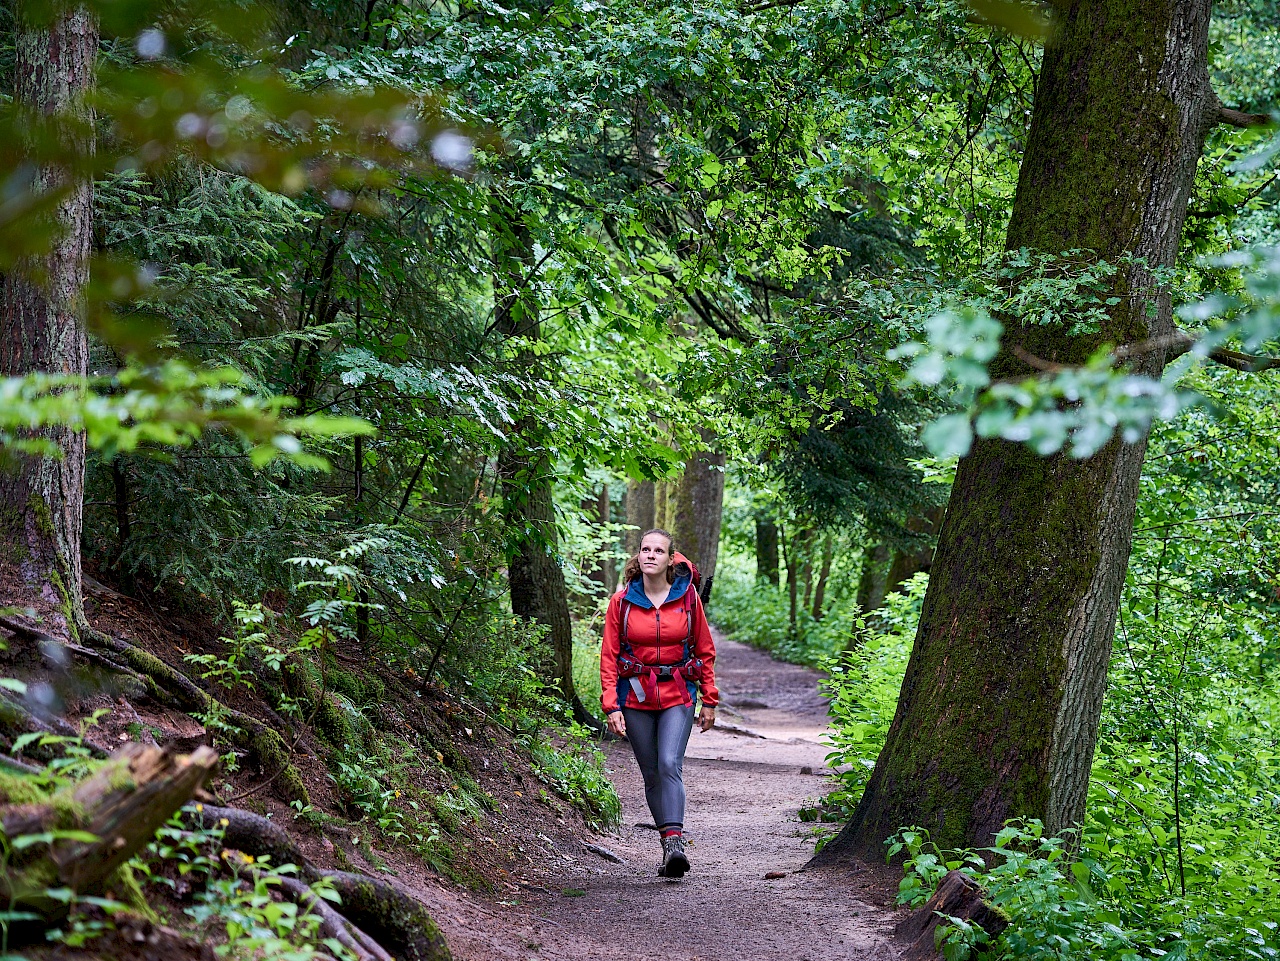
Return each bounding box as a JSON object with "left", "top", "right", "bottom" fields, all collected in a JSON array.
[{"left": 434, "top": 632, "right": 902, "bottom": 961}]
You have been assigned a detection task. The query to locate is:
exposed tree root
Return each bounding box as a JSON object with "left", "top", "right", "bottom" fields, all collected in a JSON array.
[
  {"left": 187, "top": 804, "right": 452, "bottom": 961},
  {"left": 0, "top": 614, "right": 309, "bottom": 805},
  {"left": 273, "top": 873, "right": 392, "bottom": 961}
]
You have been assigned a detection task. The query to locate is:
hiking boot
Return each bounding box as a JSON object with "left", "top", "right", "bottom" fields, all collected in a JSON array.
[{"left": 657, "top": 834, "right": 690, "bottom": 879}]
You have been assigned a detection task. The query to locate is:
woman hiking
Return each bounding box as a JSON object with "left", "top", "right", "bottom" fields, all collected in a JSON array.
[{"left": 601, "top": 528, "right": 718, "bottom": 879}]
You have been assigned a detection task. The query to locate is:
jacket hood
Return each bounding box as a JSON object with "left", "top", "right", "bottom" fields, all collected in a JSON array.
[{"left": 622, "top": 554, "right": 696, "bottom": 609}]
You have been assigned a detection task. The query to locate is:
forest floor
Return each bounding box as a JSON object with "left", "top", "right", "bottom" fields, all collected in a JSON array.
[{"left": 437, "top": 632, "right": 905, "bottom": 961}]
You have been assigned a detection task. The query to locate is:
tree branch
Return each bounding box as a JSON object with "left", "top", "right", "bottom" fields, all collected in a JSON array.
[
  {"left": 1214, "top": 104, "right": 1271, "bottom": 129},
  {"left": 1206, "top": 346, "right": 1280, "bottom": 372}
]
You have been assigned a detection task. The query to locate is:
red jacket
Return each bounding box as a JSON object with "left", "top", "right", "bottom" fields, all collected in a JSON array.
[{"left": 600, "top": 556, "right": 718, "bottom": 713}]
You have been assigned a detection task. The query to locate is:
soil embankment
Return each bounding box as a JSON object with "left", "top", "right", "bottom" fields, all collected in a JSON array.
[{"left": 437, "top": 632, "right": 902, "bottom": 960}]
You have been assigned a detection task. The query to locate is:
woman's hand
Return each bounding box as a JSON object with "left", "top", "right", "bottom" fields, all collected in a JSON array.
[
  {"left": 606, "top": 710, "right": 627, "bottom": 738},
  {"left": 697, "top": 706, "right": 716, "bottom": 732}
]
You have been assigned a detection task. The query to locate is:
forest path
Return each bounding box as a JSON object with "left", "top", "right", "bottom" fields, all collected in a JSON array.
[{"left": 437, "top": 631, "right": 901, "bottom": 961}]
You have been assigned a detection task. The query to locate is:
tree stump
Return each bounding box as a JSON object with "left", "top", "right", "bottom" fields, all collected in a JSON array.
[
  {"left": 1, "top": 742, "right": 219, "bottom": 919},
  {"left": 893, "top": 870, "right": 1009, "bottom": 960}
]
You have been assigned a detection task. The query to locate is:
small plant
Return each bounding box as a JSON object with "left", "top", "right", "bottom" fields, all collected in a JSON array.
[{"left": 525, "top": 725, "right": 621, "bottom": 830}]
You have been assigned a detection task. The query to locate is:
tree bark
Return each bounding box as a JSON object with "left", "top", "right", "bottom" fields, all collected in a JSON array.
[
  {"left": 755, "top": 514, "right": 779, "bottom": 586},
  {"left": 654, "top": 480, "right": 671, "bottom": 533},
  {"left": 624, "top": 480, "right": 654, "bottom": 555},
  {"left": 0, "top": 3, "right": 96, "bottom": 639},
  {"left": 815, "top": 0, "right": 1216, "bottom": 861},
  {"left": 667, "top": 429, "right": 725, "bottom": 590}
]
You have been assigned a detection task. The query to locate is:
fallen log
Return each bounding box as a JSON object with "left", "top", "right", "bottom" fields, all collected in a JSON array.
[
  {"left": 893, "top": 869, "right": 1009, "bottom": 960},
  {"left": 1, "top": 743, "right": 219, "bottom": 919}
]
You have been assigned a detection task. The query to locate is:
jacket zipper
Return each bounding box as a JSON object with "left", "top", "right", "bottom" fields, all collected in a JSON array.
[{"left": 655, "top": 609, "right": 662, "bottom": 709}]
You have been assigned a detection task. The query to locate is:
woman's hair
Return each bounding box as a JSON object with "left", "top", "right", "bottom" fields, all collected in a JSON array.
[{"left": 621, "top": 528, "right": 675, "bottom": 585}]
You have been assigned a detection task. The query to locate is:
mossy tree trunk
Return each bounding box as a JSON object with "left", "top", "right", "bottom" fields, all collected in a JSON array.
[
  {"left": 816, "top": 0, "right": 1218, "bottom": 860},
  {"left": 0, "top": 3, "right": 96, "bottom": 639},
  {"left": 492, "top": 204, "right": 594, "bottom": 726}
]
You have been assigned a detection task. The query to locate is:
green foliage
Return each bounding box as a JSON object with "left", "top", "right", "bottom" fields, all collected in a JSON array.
[
  {"left": 524, "top": 726, "right": 621, "bottom": 832},
  {"left": 818, "top": 577, "right": 926, "bottom": 823}
]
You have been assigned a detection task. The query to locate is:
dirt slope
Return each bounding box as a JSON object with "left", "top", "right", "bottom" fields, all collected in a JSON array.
[{"left": 436, "top": 632, "right": 904, "bottom": 961}]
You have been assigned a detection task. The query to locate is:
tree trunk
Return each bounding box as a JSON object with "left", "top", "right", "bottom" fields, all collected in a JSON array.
[
  {"left": 0, "top": 3, "right": 96, "bottom": 640},
  {"left": 625, "top": 480, "right": 655, "bottom": 555},
  {"left": 815, "top": 0, "right": 1216, "bottom": 861},
  {"left": 755, "top": 514, "right": 779, "bottom": 586},
  {"left": 782, "top": 529, "right": 798, "bottom": 639},
  {"left": 492, "top": 203, "right": 595, "bottom": 726},
  {"left": 800, "top": 529, "right": 816, "bottom": 615},
  {"left": 599, "top": 483, "right": 617, "bottom": 594},
  {"left": 883, "top": 507, "right": 945, "bottom": 599},
  {"left": 667, "top": 429, "right": 725, "bottom": 590},
  {"left": 812, "top": 534, "right": 834, "bottom": 621},
  {"left": 654, "top": 480, "right": 670, "bottom": 533},
  {"left": 854, "top": 542, "right": 891, "bottom": 616}
]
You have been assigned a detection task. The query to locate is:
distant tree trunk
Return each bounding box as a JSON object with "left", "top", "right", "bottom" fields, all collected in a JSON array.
[
  {"left": 882, "top": 507, "right": 945, "bottom": 599},
  {"left": 755, "top": 514, "right": 779, "bottom": 586},
  {"left": 668, "top": 430, "right": 725, "bottom": 593},
  {"left": 0, "top": 3, "right": 96, "bottom": 639},
  {"left": 800, "top": 529, "right": 815, "bottom": 615},
  {"left": 815, "top": 0, "right": 1217, "bottom": 861},
  {"left": 598, "top": 483, "right": 617, "bottom": 594},
  {"left": 492, "top": 203, "right": 596, "bottom": 728},
  {"left": 781, "top": 529, "right": 798, "bottom": 638},
  {"left": 854, "top": 543, "right": 891, "bottom": 616},
  {"left": 812, "top": 534, "right": 834, "bottom": 621},
  {"left": 625, "top": 480, "right": 654, "bottom": 555},
  {"left": 654, "top": 481, "right": 670, "bottom": 533},
  {"left": 110, "top": 458, "right": 131, "bottom": 567}
]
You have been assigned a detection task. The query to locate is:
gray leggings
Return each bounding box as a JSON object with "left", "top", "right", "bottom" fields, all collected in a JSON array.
[{"left": 622, "top": 703, "right": 696, "bottom": 831}]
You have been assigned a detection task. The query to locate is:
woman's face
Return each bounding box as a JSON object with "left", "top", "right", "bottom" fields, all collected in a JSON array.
[{"left": 638, "top": 533, "right": 673, "bottom": 578}]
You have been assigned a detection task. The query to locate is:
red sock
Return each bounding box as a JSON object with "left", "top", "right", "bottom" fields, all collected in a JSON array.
[{"left": 660, "top": 827, "right": 682, "bottom": 839}]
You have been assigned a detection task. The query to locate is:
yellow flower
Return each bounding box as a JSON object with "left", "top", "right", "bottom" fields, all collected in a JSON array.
[
  {"left": 394, "top": 790, "right": 402, "bottom": 798},
  {"left": 219, "top": 818, "right": 230, "bottom": 827},
  {"left": 241, "top": 853, "right": 255, "bottom": 864},
  {"left": 195, "top": 803, "right": 204, "bottom": 812}
]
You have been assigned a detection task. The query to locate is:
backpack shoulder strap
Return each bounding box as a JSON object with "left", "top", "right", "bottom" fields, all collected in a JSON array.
[{"left": 620, "top": 597, "right": 633, "bottom": 652}]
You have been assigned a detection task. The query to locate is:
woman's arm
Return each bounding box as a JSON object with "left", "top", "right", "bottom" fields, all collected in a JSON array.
[
  {"left": 690, "top": 591, "right": 719, "bottom": 710},
  {"left": 600, "top": 595, "right": 623, "bottom": 714}
]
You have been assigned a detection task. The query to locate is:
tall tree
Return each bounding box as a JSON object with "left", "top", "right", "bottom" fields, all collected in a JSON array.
[
  {"left": 816, "top": 0, "right": 1250, "bottom": 859},
  {"left": 0, "top": 2, "right": 96, "bottom": 638},
  {"left": 492, "top": 205, "right": 599, "bottom": 727},
  {"left": 625, "top": 480, "right": 655, "bottom": 555},
  {"left": 667, "top": 433, "right": 726, "bottom": 593}
]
